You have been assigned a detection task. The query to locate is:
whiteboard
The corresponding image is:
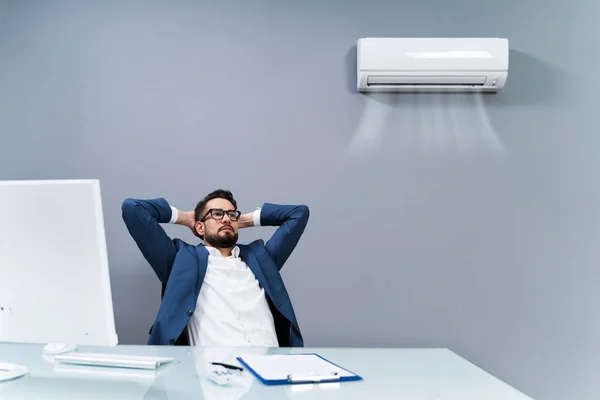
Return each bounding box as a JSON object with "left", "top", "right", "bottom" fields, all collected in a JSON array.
[{"left": 0, "top": 179, "right": 118, "bottom": 346}]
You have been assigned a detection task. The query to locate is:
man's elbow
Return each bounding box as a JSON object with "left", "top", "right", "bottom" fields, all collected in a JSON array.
[
  {"left": 297, "top": 205, "right": 310, "bottom": 225},
  {"left": 121, "top": 198, "right": 139, "bottom": 221}
]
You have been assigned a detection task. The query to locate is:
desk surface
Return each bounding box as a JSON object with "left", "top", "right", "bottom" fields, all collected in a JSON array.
[{"left": 0, "top": 343, "right": 532, "bottom": 400}]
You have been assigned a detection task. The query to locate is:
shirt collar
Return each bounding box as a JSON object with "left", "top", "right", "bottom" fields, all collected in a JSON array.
[{"left": 205, "top": 245, "right": 240, "bottom": 258}]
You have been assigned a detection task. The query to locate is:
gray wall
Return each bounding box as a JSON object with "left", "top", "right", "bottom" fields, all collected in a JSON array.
[{"left": 1, "top": 1, "right": 598, "bottom": 399}]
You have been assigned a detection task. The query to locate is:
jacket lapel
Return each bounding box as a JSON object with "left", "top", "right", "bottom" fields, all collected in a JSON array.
[
  {"left": 238, "top": 245, "right": 280, "bottom": 306},
  {"left": 240, "top": 246, "right": 300, "bottom": 333},
  {"left": 195, "top": 246, "right": 209, "bottom": 296}
]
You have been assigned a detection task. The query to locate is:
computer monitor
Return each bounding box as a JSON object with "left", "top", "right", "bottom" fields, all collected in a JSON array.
[{"left": 0, "top": 179, "right": 118, "bottom": 347}]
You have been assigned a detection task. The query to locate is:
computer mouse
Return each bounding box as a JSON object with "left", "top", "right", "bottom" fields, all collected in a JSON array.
[{"left": 42, "top": 343, "right": 77, "bottom": 355}]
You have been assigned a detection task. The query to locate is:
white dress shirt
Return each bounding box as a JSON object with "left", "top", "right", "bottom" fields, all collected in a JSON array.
[{"left": 169, "top": 206, "right": 279, "bottom": 347}]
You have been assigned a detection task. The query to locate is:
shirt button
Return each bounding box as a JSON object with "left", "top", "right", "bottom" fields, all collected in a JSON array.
[
  {"left": 186, "top": 310, "right": 193, "bottom": 316},
  {"left": 168, "top": 338, "right": 175, "bottom": 345}
]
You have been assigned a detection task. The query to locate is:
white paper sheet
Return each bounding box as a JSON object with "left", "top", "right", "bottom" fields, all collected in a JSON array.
[{"left": 238, "top": 354, "right": 357, "bottom": 381}]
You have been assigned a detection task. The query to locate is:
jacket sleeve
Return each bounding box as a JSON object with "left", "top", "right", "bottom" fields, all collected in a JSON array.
[
  {"left": 121, "top": 198, "right": 177, "bottom": 284},
  {"left": 259, "top": 203, "right": 310, "bottom": 270}
]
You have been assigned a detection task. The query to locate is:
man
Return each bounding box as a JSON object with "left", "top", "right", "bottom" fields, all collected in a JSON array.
[{"left": 121, "top": 189, "right": 309, "bottom": 347}]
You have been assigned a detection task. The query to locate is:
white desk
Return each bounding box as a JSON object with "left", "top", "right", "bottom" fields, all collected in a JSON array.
[{"left": 0, "top": 343, "right": 533, "bottom": 399}]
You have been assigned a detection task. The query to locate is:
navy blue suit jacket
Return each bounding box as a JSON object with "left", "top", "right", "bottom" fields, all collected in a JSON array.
[{"left": 121, "top": 198, "right": 309, "bottom": 347}]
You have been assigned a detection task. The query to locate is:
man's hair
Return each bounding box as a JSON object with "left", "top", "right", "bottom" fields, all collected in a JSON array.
[{"left": 194, "top": 189, "right": 238, "bottom": 222}]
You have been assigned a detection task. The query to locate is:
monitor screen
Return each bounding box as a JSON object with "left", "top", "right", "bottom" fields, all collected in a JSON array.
[{"left": 0, "top": 179, "right": 117, "bottom": 346}]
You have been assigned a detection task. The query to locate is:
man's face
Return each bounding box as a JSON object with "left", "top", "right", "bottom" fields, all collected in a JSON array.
[{"left": 197, "top": 198, "right": 239, "bottom": 248}]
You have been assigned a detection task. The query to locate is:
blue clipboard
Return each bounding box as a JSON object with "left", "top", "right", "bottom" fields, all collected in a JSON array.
[{"left": 236, "top": 353, "right": 363, "bottom": 386}]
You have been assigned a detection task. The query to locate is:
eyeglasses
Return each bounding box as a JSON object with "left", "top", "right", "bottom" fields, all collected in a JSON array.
[{"left": 201, "top": 208, "right": 241, "bottom": 222}]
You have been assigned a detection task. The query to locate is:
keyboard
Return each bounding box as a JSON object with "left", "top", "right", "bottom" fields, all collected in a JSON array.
[{"left": 53, "top": 352, "right": 177, "bottom": 370}]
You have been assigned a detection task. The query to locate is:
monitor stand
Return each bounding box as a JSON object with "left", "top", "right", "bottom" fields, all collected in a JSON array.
[
  {"left": 0, "top": 362, "right": 28, "bottom": 382},
  {"left": 0, "top": 318, "right": 28, "bottom": 382}
]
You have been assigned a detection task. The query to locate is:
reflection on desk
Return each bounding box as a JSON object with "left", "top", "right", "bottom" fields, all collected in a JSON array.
[{"left": 0, "top": 343, "right": 534, "bottom": 400}]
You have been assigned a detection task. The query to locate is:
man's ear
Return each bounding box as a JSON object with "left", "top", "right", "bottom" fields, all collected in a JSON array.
[{"left": 195, "top": 221, "right": 204, "bottom": 238}]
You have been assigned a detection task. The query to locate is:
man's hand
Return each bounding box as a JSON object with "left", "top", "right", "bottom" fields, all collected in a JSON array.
[
  {"left": 175, "top": 210, "right": 200, "bottom": 237},
  {"left": 237, "top": 212, "right": 255, "bottom": 229}
]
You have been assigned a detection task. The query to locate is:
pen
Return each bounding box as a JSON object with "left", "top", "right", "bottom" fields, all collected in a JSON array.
[{"left": 210, "top": 362, "right": 244, "bottom": 371}]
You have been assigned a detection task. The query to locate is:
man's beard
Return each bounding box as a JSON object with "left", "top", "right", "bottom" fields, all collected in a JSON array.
[{"left": 204, "top": 229, "right": 238, "bottom": 248}]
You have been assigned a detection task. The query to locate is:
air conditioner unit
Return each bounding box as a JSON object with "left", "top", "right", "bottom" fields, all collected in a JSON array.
[{"left": 357, "top": 37, "right": 509, "bottom": 93}]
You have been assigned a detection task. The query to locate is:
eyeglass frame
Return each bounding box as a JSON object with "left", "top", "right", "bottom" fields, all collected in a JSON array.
[{"left": 200, "top": 208, "right": 242, "bottom": 222}]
